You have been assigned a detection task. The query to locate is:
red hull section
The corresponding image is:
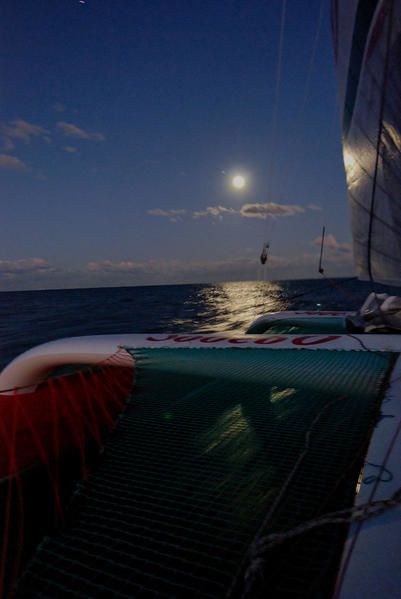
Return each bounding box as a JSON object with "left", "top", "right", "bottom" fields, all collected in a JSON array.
[{"left": 0, "top": 365, "right": 134, "bottom": 479}]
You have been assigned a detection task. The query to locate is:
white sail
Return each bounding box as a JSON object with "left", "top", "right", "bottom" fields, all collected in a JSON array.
[{"left": 333, "top": 0, "right": 401, "bottom": 285}]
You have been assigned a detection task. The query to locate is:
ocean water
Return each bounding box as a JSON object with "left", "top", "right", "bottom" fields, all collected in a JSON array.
[{"left": 0, "top": 277, "right": 394, "bottom": 371}]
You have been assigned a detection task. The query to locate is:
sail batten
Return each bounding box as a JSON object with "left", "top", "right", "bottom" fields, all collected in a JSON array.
[{"left": 334, "top": 0, "right": 401, "bottom": 285}]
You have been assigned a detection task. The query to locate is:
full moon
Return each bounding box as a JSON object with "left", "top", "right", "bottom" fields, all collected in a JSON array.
[{"left": 232, "top": 175, "right": 246, "bottom": 189}]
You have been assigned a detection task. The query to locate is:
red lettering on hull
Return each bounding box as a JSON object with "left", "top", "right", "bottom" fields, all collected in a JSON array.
[
  {"left": 254, "top": 336, "right": 287, "bottom": 345},
  {"left": 146, "top": 335, "right": 176, "bottom": 342},
  {"left": 145, "top": 333, "right": 342, "bottom": 347},
  {"left": 292, "top": 335, "right": 341, "bottom": 346}
]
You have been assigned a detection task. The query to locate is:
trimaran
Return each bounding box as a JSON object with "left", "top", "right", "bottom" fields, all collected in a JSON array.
[{"left": 1, "top": 1, "right": 401, "bottom": 597}]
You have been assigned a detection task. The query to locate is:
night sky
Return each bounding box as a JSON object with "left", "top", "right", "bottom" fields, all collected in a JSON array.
[{"left": 0, "top": 0, "right": 352, "bottom": 290}]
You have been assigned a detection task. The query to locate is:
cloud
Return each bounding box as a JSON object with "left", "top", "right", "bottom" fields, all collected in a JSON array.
[
  {"left": 1, "top": 119, "right": 50, "bottom": 150},
  {"left": 2, "top": 137, "right": 15, "bottom": 152},
  {"left": 63, "top": 146, "right": 77, "bottom": 153},
  {"left": 53, "top": 103, "right": 66, "bottom": 112},
  {"left": 86, "top": 255, "right": 292, "bottom": 280},
  {"left": 0, "top": 154, "right": 27, "bottom": 171},
  {"left": 147, "top": 208, "right": 187, "bottom": 222},
  {"left": 57, "top": 121, "right": 105, "bottom": 141},
  {"left": 87, "top": 260, "right": 146, "bottom": 273},
  {"left": 84, "top": 257, "right": 260, "bottom": 283},
  {"left": 85, "top": 255, "right": 309, "bottom": 289},
  {"left": 0, "top": 258, "right": 60, "bottom": 289},
  {"left": 313, "top": 233, "right": 352, "bottom": 253},
  {"left": 0, "top": 250, "right": 354, "bottom": 290},
  {"left": 193, "top": 206, "right": 236, "bottom": 219},
  {"left": 0, "top": 258, "right": 53, "bottom": 275},
  {"left": 148, "top": 206, "right": 236, "bottom": 221},
  {"left": 240, "top": 202, "right": 304, "bottom": 219},
  {"left": 147, "top": 208, "right": 186, "bottom": 217},
  {"left": 307, "top": 203, "right": 322, "bottom": 211},
  {"left": 147, "top": 203, "right": 306, "bottom": 223}
]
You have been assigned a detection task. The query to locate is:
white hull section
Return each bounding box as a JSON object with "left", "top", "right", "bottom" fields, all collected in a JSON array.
[
  {"left": 1, "top": 330, "right": 401, "bottom": 394},
  {"left": 335, "top": 355, "right": 401, "bottom": 598}
]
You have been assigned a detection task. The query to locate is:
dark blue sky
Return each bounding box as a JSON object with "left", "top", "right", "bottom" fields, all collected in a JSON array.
[{"left": 0, "top": 0, "right": 352, "bottom": 290}]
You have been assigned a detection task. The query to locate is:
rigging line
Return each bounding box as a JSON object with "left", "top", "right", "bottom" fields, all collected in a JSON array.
[
  {"left": 321, "top": 273, "right": 362, "bottom": 305},
  {"left": 318, "top": 225, "right": 326, "bottom": 274},
  {"left": 296, "top": 0, "right": 325, "bottom": 124},
  {"left": 350, "top": 189, "right": 401, "bottom": 238},
  {"left": 282, "top": 0, "right": 326, "bottom": 203},
  {"left": 367, "top": 0, "right": 395, "bottom": 283},
  {"left": 341, "top": 33, "right": 401, "bottom": 99},
  {"left": 284, "top": 276, "right": 357, "bottom": 303},
  {"left": 354, "top": 236, "right": 401, "bottom": 264},
  {"left": 230, "top": 395, "right": 346, "bottom": 598},
  {"left": 351, "top": 118, "right": 401, "bottom": 198},
  {"left": 266, "top": 0, "right": 287, "bottom": 201},
  {"left": 261, "top": 0, "right": 286, "bottom": 256},
  {"left": 244, "top": 486, "right": 401, "bottom": 555},
  {"left": 347, "top": 333, "right": 376, "bottom": 353},
  {"left": 315, "top": 225, "right": 360, "bottom": 305}
]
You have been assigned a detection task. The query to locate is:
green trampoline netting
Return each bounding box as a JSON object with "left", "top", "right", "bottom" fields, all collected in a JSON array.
[{"left": 16, "top": 347, "right": 394, "bottom": 598}]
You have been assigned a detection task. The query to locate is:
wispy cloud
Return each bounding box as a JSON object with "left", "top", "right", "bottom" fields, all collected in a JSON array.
[
  {"left": 1, "top": 137, "right": 15, "bottom": 152},
  {"left": 0, "top": 154, "right": 27, "bottom": 171},
  {"left": 1, "top": 119, "right": 50, "bottom": 150},
  {"left": 0, "top": 258, "right": 58, "bottom": 290},
  {"left": 147, "top": 209, "right": 186, "bottom": 217},
  {"left": 57, "top": 121, "right": 105, "bottom": 141},
  {"left": 240, "top": 202, "right": 304, "bottom": 219},
  {"left": 147, "top": 208, "right": 186, "bottom": 222},
  {"left": 63, "top": 146, "right": 77, "bottom": 153},
  {"left": 147, "top": 202, "right": 306, "bottom": 223},
  {"left": 307, "top": 203, "right": 322, "bottom": 211},
  {"left": 1, "top": 118, "right": 105, "bottom": 155},
  {"left": 274, "top": 250, "right": 353, "bottom": 277},
  {"left": 193, "top": 206, "right": 236, "bottom": 219},
  {"left": 87, "top": 260, "right": 146, "bottom": 273},
  {"left": 313, "top": 233, "right": 352, "bottom": 253},
  {"left": 83, "top": 252, "right": 346, "bottom": 289},
  {"left": 0, "top": 258, "right": 53, "bottom": 275},
  {"left": 84, "top": 257, "right": 258, "bottom": 283},
  {"left": 0, "top": 251, "right": 354, "bottom": 290},
  {"left": 53, "top": 103, "right": 66, "bottom": 113}
]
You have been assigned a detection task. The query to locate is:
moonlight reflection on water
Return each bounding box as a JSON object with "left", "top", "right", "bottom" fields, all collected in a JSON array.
[
  {"left": 0, "top": 278, "right": 373, "bottom": 370},
  {"left": 186, "top": 281, "right": 287, "bottom": 332}
]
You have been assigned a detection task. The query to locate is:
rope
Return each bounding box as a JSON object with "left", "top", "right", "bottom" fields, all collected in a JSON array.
[
  {"left": 236, "top": 386, "right": 401, "bottom": 597},
  {"left": 297, "top": 0, "right": 325, "bottom": 123},
  {"left": 227, "top": 395, "right": 346, "bottom": 598},
  {"left": 251, "top": 486, "right": 401, "bottom": 553},
  {"left": 316, "top": 225, "right": 361, "bottom": 306},
  {"left": 284, "top": 276, "right": 357, "bottom": 304},
  {"left": 321, "top": 273, "right": 361, "bottom": 305},
  {"left": 267, "top": 0, "right": 287, "bottom": 197},
  {"left": 261, "top": 0, "right": 287, "bottom": 254}
]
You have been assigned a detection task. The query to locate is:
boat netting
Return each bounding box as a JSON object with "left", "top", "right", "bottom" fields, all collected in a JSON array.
[{"left": 15, "top": 347, "right": 394, "bottom": 598}]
